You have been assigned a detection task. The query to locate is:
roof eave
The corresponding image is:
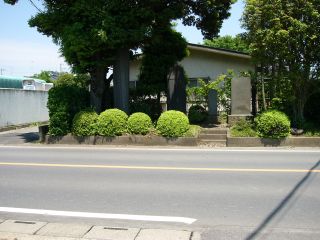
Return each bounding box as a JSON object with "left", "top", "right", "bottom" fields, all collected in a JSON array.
[{"left": 187, "top": 44, "right": 251, "bottom": 60}]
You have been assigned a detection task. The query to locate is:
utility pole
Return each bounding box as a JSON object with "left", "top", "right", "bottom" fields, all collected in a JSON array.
[{"left": 0, "top": 68, "right": 5, "bottom": 75}]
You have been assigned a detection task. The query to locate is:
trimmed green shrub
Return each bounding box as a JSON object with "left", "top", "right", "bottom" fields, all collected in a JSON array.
[
  {"left": 127, "top": 112, "right": 152, "bottom": 135},
  {"left": 48, "top": 112, "right": 70, "bottom": 136},
  {"left": 156, "top": 110, "right": 189, "bottom": 137},
  {"left": 270, "top": 98, "right": 283, "bottom": 111},
  {"left": 231, "top": 120, "right": 257, "bottom": 137},
  {"left": 47, "top": 85, "right": 89, "bottom": 136},
  {"left": 188, "top": 105, "right": 208, "bottom": 124},
  {"left": 130, "top": 98, "right": 162, "bottom": 121},
  {"left": 97, "top": 109, "right": 128, "bottom": 136},
  {"left": 72, "top": 110, "right": 98, "bottom": 136},
  {"left": 255, "top": 110, "right": 290, "bottom": 138}
]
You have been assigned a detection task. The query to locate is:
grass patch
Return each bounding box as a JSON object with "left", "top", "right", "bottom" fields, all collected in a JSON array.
[
  {"left": 184, "top": 125, "right": 201, "bottom": 137},
  {"left": 303, "top": 122, "right": 320, "bottom": 137},
  {"left": 218, "top": 112, "right": 228, "bottom": 124},
  {"left": 230, "top": 120, "right": 257, "bottom": 137}
]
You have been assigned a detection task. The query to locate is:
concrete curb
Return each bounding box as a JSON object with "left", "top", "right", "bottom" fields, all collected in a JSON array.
[{"left": 0, "top": 219, "right": 201, "bottom": 240}]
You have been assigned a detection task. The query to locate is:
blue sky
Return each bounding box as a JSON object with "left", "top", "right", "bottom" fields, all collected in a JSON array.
[{"left": 0, "top": 0, "right": 245, "bottom": 76}]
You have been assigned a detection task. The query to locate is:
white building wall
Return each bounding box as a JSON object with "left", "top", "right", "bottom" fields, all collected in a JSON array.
[
  {"left": 181, "top": 49, "right": 253, "bottom": 80},
  {"left": 129, "top": 47, "right": 253, "bottom": 82}
]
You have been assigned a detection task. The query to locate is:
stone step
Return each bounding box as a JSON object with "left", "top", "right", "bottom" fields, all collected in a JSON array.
[
  {"left": 201, "top": 128, "right": 228, "bottom": 134},
  {"left": 199, "top": 133, "right": 227, "bottom": 140}
]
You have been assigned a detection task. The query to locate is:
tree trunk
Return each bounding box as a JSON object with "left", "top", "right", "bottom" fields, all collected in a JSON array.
[
  {"left": 251, "top": 73, "right": 257, "bottom": 117},
  {"left": 261, "top": 75, "right": 267, "bottom": 111},
  {"left": 90, "top": 66, "right": 107, "bottom": 113},
  {"left": 293, "top": 80, "right": 307, "bottom": 128},
  {"left": 293, "top": 97, "right": 305, "bottom": 128}
]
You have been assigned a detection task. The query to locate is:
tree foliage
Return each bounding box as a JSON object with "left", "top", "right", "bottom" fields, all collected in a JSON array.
[
  {"left": 138, "top": 26, "right": 188, "bottom": 95},
  {"left": 242, "top": 0, "right": 320, "bottom": 126},
  {"left": 54, "top": 73, "right": 90, "bottom": 89},
  {"left": 187, "top": 70, "right": 234, "bottom": 114},
  {"left": 204, "top": 35, "right": 250, "bottom": 53},
  {"left": 32, "top": 70, "right": 52, "bottom": 83}
]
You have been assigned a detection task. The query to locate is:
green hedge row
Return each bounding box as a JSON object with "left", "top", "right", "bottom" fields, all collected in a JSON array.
[
  {"left": 71, "top": 109, "right": 190, "bottom": 137},
  {"left": 47, "top": 85, "right": 90, "bottom": 136}
]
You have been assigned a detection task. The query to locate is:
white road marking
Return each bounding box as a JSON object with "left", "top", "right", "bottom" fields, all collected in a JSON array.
[
  {"left": 0, "top": 145, "right": 319, "bottom": 152},
  {"left": 0, "top": 207, "right": 196, "bottom": 224}
]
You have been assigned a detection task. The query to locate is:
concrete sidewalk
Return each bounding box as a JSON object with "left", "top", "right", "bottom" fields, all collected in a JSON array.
[
  {"left": 0, "top": 219, "right": 201, "bottom": 240},
  {"left": 0, "top": 127, "right": 39, "bottom": 145}
]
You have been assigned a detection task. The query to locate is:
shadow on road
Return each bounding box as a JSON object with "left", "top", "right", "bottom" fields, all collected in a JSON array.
[
  {"left": 17, "top": 132, "right": 39, "bottom": 143},
  {"left": 245, "top": 160, "right": 320, "bottom": 240}
]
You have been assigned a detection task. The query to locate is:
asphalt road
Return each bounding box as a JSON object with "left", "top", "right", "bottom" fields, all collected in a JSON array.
[{"left": 0, "top": 146, "right": 319, "bottom": 239}]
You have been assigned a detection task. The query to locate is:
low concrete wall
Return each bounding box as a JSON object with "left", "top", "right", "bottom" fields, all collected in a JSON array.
[
  {"left": 227, "top": 134, "right": 320, "bottom": 147},
  {"left": 0, "top": 89, "right": 49, "bottom": 128},
  {"left": 45, "top": 134, "right": 198, "bottom": 146}
]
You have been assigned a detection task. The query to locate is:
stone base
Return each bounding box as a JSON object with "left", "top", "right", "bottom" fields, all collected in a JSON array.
[
  {"left": 228, "top": 114, "right": 253, "bottom": 126},
  {"left": 206, "top": 114, "right": 218, "bottom": 124}
]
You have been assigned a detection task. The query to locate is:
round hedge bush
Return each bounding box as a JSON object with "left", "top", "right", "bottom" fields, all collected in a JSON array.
[
  {"left": 97, "top": 108, "right": 128, "bottom": 136},
  {"left": 127, "top": 112, "right": 152, "bottom": 135},
  {"left": 72, "top": 110, "right": 98, "bottom": 136},
  {"left": 188, "top": 105, "right": 208, "bottom": 124},
  {"left": 156, "top": 110, "right": 190, "bottom": 137},
  {"left": 255, "top": 110, "right": 290, "bottom": 138}
]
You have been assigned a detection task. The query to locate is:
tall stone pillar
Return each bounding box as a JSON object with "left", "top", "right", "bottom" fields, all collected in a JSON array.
[
  {"left": 113, "top": 48, "right": 129, "bottom": 113},
  {"left": 167, "top": 65, "right": 187, "bottom": 113},
  {"left": 208, "top": 89, "right": 218, "bottom": 123},
  {"left": 228, "top": 77, "right": 252, "bottom": 125}
]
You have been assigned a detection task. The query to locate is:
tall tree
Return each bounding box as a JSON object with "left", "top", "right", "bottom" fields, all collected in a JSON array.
[
  {"left": 138, "top": 25, "right": 188, "bottom": 95},
  {"left": 5, "top": 0, "right": 235, "bottom": 112},
  {"left": 28, "top": 1, "right": 154, "bottom": 113},
  {"left": 137, "top": 0, "right": 236, "bottom": 105},
  {"left": 242, "top": 0, "right": 320, "bottom": 126}
]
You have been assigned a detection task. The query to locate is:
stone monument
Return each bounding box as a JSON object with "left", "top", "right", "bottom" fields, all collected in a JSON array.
[
  {"left": 208, "top": 89, "right": 218, "bottom": 123},
  {"left": 167, "top": 65, "right": 187, "bottom": 113},
  {"left": 228, "top": 76, "right": 252, "bottom": 125}
]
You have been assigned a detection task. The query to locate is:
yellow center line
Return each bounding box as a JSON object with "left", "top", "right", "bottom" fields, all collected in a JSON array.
[{"left": 0, "top": 162, "right": 319, "bottom": 173}]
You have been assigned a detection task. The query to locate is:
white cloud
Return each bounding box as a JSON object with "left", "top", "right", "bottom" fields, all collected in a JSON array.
[{"left": 0, "top": 39, "right": 69, "bottom": 76}]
